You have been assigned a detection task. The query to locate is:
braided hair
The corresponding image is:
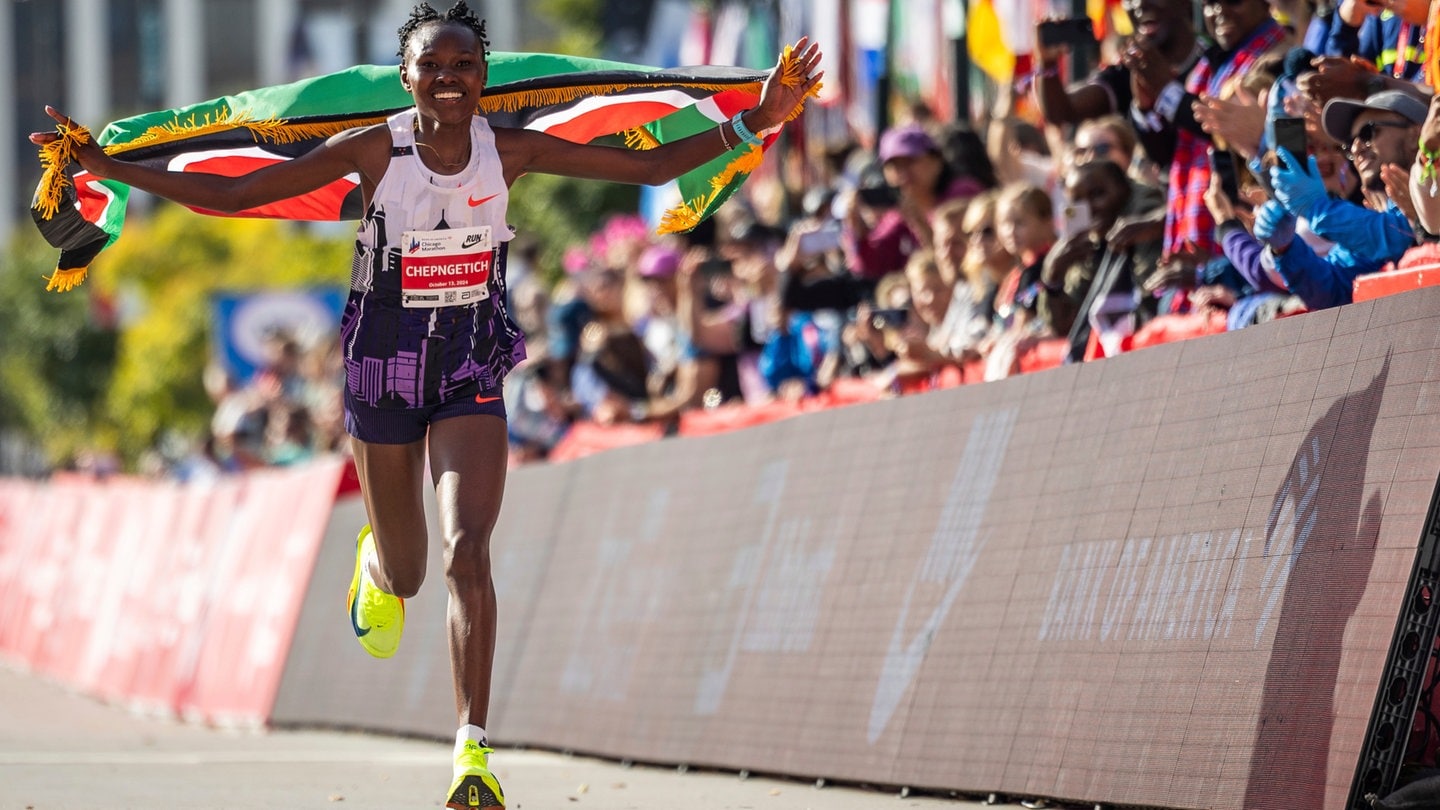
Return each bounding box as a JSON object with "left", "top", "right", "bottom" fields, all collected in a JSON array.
[{"left": 397, "top": 2, "right": 490, "bottom": 60}]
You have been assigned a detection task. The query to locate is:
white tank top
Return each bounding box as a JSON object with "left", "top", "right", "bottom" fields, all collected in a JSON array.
[
  {"left": 351, "top": 108, "right": 512, "bottom": 294},
  {"left": 341, "top": 109, "right": 526, "bottom": 408}
]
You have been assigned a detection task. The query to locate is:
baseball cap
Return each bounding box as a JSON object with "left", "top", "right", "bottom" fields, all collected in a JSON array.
[
  {"left": 1321, "top": 89, "right": 1427, "bottom": 145},
  {"left": 637, "top": 244, "right": 681, "bottom": 279},
  {"left": 878, "top": 124, "right": 940, "bottom": 163}
]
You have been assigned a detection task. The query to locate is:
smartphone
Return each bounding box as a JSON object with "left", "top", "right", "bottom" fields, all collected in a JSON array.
[
  {"left": 797, "top": 225, "right": 842, "bottom": 256},
  {"left": 1272, "top": 117, "right": 1308, "bottom": 168},
  {"left": 870, "top": 307, "right": 910, "bottom": 331},
  {"left": 1038, "top": 17, "right": 1096, "bottom": 48},
  {"left": 1061, "top": 201, "right": 1093, "bottom": 239},
  {"left": 857, "top": 182, "right": 899, "bottom": 209},
  {"left": 1209, "top": 147, "right": 1240, "bottom": 201},
  {"left": 698, "top": 258, "right": 733, "bottom": 277}
]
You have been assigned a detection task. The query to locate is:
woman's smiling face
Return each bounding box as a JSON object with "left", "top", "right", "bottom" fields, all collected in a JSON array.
[{"left": 400, "top": 21, "right": 489, "bottom": 124}]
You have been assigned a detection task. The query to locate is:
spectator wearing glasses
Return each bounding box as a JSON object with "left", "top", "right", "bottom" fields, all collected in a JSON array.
[
  {"left": 1254, "top": 89, "right": 1424, "bottom": 310},
  {"left": 1072, "top": 115, "right": 1169, "bottom": 261},
  {"left": 930, "top": 198, "right": 998, "bottom": 364},
  {"left": 1071, "top": 115, "right": 1139, "bottom": 171},
  {"left": 843, "top": 123, "right": 981, "bottom": 284}
]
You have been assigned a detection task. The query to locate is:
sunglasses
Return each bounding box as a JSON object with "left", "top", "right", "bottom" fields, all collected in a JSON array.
[{"left": 1342, "top": 119, "right": 1411, "bottom": 160}]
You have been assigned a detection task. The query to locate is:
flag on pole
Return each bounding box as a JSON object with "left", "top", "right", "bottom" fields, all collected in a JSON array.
[{"left": 31, "top": 50, "right": 817, "bottom": 291}]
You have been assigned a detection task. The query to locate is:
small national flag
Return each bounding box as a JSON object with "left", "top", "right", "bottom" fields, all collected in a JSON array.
[{"left": 31, "top": 49, "right": 817, "bottom": 292}]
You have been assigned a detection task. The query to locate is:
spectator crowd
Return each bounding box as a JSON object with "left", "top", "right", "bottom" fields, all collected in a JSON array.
[{"left": 130, "top": 0, "right": 1440, "bottom": 473}]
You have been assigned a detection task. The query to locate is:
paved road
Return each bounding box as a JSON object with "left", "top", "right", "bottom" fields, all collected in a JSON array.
[{"left": 0, "top": 665, "right": 1007, "bottom": 810}]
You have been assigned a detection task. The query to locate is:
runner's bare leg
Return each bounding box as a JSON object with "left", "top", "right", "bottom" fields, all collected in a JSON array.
[
  {"left": 351, "top": 437, "right": 430, "bottom": 598},
  {"left": 427, "top": 414, "right": 508, "bottom": 728}
]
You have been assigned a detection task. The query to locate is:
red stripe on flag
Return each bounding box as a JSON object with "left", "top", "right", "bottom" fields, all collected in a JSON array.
[
  {"left": 75, "top": 175, "right": 114, "bottom": 226},
  {"left": 542, "top": 100, "right": 687, "bottom": 142},
  {"left": 178, "top": 155, "right": 357, "bottom": 220}
]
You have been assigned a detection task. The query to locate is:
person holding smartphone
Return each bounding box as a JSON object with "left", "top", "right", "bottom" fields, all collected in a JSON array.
[
  {"left": 1039, "top": 160, "right": 1165, "bottom": 361},
  {"left": 1254, "top": 90, "right": 1423, "bottom": 310},
  {"left": 1034, "top": 0, "right": 1202, "bottom": 128},
  {"left": 1125, "top": 0, "right": 1290, "bottom": 263},
  {"left": 842, "top": 123, "right": 985, "bottom": 285}
]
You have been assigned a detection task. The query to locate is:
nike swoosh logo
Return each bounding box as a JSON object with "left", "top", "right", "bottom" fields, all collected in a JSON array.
[
  {"left": 467, "top": 193, "right": 498, "bottom": 207},
  {"left": 350, "top": 591, "right": 371, "bottom": 638},
  {"left": 475, "top": 395, "right": 502, "bottom": 404},
  {"left": 866, "top": 410, "right": 1015, "bottom": 743}
]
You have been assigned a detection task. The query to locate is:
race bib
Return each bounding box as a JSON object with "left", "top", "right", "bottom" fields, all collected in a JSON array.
[{"left": 399, "top": 226, "right": 494, "bottom": 308}]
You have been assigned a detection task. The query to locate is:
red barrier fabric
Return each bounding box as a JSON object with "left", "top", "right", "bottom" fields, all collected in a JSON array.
[
  {"left": 1354, "top": 264, "right": 1440, "bottom": 303},
  {"left": 0, "top": 460, "right": 344, "bottom": 725},
  {"left": 678, "top": 400, "right": 805, "bottom": 436},
  {"left": 811, "top": 376, "right": 886, "bottom": 406},
  {"left": 547, "top": 420, "right": 667, "bottom": 463},
  {"left": 1016, "top": 337, "right": 1069, "bottom": 373},
  {"left": 1129, "top": 310, "right": 1228, "bottom": 350}
]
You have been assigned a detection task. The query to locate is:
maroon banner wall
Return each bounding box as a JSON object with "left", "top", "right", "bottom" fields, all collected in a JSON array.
[{"left": 273, "top": 288, "right": 1440, "bottom": 810}]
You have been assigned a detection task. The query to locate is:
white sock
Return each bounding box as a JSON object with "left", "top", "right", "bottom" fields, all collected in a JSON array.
[
  {"left": 362, "top": 544, "right": 391, "bottom": 594},
  {"left": 457, "top": 724, "right": 488, "bottom": 750}
]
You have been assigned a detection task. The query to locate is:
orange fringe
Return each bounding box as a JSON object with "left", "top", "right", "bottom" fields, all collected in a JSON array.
[
  {"left": 44, "top": 267, "right": 89, "bottom": 293},
  {"left": 34, "top": 123, "right": 92, "bottom": 221}
]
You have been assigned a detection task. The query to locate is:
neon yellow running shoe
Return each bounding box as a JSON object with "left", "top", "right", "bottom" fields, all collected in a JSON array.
[
  {"left": 346, "top": 524, "right": 404, "bottom": 658},
  {"left": 445, "top": 740, "right": 505, "bottom": 808}
]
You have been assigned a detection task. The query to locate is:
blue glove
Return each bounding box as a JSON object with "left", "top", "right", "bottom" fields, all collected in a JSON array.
[
  {"left": 1253, "top": 199, "right": 1296, "bottom": 252},
  {"left": 1269, "top": 147, "right": 1327, "bottom": 218}
]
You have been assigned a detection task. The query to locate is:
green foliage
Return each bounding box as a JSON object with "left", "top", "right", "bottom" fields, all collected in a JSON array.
[
  {"left": 97, "top": 206, "right": 351, "bottom": 463},
  {"left": 533, "top": 0, "right": 602, "bottom": 56},
  {"left": 507, "top": 172, "right": 639, "bottom": 286},
  {"left": 0, "top": 232, "right": 120, "bottom": 466},
  {"left": 0, "top": 206, "right": 350, "bottom": 469},
  {"left": 0, "top": 0, "right": 654, "bottom": 470}
]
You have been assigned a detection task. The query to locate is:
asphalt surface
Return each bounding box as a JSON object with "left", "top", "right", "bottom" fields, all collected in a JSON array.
[{"left": 0, "top": 665, "right": 1006, "bottom": 810}]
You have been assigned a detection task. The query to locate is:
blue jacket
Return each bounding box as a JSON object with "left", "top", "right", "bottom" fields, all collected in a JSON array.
[
  {"left": 1306, "top": 10, "right": 1424, "bottom": 80},
  {"left": 1270, "top": 200, "right": 1413, "bottom": 309}
]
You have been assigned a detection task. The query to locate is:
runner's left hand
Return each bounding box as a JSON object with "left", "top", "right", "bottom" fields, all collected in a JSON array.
[{"left": 749, "top": 38, "right": 824, "bottom": 131}]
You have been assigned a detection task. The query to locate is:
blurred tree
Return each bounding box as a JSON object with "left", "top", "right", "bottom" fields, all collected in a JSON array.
[
  {"left": 534, "top": 0, "right": 603, "bottom": 57},
  {"left": 509, "top": 170, "right": 640, "bottom": 287},
  {"left": 96, "top": 206, "right": 351, "bottom": 464},
  {"left": 2, "top": 0, "right": 676, "bottom": 470},
  {"left": 0, "top": 233, "right": 120, "bottom": 469}
]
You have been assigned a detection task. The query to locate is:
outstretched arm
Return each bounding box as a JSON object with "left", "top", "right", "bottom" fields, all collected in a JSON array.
[
  {"left": 498, "top": 38, "right": 823, "bottom": 186},
  {"left": 28, "top": 106, "right": 383, "bottom": 214}
]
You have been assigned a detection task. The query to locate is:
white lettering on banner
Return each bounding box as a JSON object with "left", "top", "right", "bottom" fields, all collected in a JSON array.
[
  {"left": 400, "top": 225, "right": 493, "bottom": 307},
  {"left": 1035, "top": 436, "right": 1320, "bottom": 646},
  {"left": 867, "top": 409, "right": 1019, "bottom": 744},
  {"left": 403, "top": 261, "right": 490, "bottom": 278},
  {"left": 693, "top": 461, "right": 841, "bottom": 715},
  {"left": 742, "top": 518, "right": 836, "bottom": 653},
  {"left": 560, "top": 490, "right": 671, "bottom": 701}
]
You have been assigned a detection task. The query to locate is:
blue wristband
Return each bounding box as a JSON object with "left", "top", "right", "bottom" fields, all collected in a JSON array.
[{"left": 730, "top": 111, "right": 762, "bottom": 148}]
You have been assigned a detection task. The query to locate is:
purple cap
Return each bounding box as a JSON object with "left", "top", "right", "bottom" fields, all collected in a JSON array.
[
  {"left": 638, "top": 245, "right": 682, "bottom": 278},
  {"left": 878, "top": 124, "right": 939, "bottom": 163}
]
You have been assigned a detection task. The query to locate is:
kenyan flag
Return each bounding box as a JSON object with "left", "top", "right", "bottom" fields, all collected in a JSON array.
[{"left": 31, "top": 50, "right": 812, "bottom": 291}]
